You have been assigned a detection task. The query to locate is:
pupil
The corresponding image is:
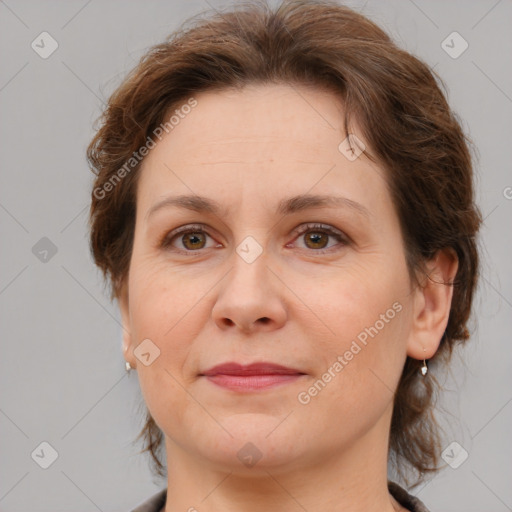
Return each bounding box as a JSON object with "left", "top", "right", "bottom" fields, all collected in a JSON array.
[
  {"left": 308, "top": 232, "right": 326, "bottom": 248},
  {"left": 185, "top": 233, "right": 204, "bottom": 248}
]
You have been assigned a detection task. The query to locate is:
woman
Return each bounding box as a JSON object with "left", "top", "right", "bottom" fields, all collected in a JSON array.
[{"left": 87, "top": 1, "right": 481, "bottom": 511}]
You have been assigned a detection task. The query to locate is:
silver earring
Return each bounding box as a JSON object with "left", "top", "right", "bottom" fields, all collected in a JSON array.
[
  {"left": 125, "top": 361, "right": 132, "bottom": 372},
  {"left": 420, "top": 347, "right": 428, "bottom": 376}
]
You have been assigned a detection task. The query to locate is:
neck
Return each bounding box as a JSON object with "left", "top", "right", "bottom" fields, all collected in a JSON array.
[{"left": 162, "top": 405, "right": 404, "bottom": 512}]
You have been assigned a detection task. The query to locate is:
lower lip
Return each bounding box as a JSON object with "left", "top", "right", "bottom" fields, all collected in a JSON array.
[{"left": 204, "top": 374, "right": 304, "bottom": 391}]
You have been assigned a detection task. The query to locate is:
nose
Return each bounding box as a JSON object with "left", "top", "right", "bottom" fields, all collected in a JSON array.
[{"left": 212, "top": 250, "right": 288, "bottom": 334}]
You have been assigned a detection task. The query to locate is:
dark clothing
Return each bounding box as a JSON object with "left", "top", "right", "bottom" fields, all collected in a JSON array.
[{"left": 131, "top": 481, "right": 430, "bottom": 511}]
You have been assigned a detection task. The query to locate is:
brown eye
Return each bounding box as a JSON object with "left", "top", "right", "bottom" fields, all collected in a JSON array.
[
  {"left": 304, "top": 231, "right": 329, "bottom": 250},
  {"left": 290, "top": 223, "right": 348, "bottom": 254},
  {"left": 181, "top": 232, "right": 207, "bottom": 250},
  {"left": 161, "top": 224, "right": 218, "bottom": 253}
]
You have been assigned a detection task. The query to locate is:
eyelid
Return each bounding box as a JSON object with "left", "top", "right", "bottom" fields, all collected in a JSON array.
[
  {"left": 159, "top": 223, "right": 218, "bottom": 250},
  {"left": 288, "top": 222, "right": 349, "bottom": 253},
  {"left": 290, "top": 222, "right": 346, "bottom": 240}
]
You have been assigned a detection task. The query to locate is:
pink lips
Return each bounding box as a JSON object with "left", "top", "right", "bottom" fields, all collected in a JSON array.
[{"left": 201, "top": 362, "right": 306, "bottom": 391}]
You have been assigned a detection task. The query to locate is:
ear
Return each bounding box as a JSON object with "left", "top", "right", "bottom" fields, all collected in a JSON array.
[
  {"left": 407, "top": 248, "right": 459, "bottom": 360},
  {"left": 118, "top": 279, "right": 137, "bottom": 369}
]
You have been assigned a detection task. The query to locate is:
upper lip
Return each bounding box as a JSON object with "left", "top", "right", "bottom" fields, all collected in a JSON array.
[{"left": 201, "top": 362, "right": 305, "bottom": 376}]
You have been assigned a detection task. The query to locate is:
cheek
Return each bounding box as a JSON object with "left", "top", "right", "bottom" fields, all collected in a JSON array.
[
  {"left": 296, "top": 286, "right": 409, "bottom": 439},
  {"left": 126, "top": 262, "right": 210, "bottom": 408},
  {"left": 304, "top": 262, "right": 407, "bottom": 342},
  {"left": 128, "top": 257, "right": 210, "bottom": 339},
  {"left": 299, "top": 263, "right": 410, "bottom": 398}
]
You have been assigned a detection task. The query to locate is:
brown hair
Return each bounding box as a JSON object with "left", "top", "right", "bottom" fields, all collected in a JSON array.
[{"left": 87, "top": 0, "right": 482, "bottom": 486}]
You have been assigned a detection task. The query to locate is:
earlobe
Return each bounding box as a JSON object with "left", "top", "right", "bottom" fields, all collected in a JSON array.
[{"left": 407, "top": 248, "right": 459, "bottom": 360}]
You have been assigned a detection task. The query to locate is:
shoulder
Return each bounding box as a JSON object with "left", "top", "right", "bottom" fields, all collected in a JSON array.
[
  {"left": 130, "top": 488, "right": 167, "bottom": 512},
  {"left": 388, "top": 481, "right": 431, "bottom": 512}
]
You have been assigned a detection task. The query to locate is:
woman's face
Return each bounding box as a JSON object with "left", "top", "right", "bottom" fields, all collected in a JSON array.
[{"left": 120, "top": 84, "right": 424, "bottom": 472}]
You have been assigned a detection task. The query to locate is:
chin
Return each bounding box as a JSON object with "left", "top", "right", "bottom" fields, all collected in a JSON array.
[{"left": 192, "top": 424, "right": 302, "bottom": 472}]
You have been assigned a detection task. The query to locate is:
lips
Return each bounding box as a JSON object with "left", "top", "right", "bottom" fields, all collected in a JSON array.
[
  {"left": 201, "top": 362, "right": 305, "bottom": 377},
  {"left": 200, "top": 362, "right": 306, "bottom": 392}
]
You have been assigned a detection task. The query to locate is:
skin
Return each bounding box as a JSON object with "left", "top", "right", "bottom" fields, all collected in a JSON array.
[{"left": 119, "top": 84, "right": 458, "bottom": 512}]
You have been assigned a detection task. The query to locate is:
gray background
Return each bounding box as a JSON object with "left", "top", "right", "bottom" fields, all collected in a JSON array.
[{"left": 0, "top": 0, "right": 511, "bottom": 510}]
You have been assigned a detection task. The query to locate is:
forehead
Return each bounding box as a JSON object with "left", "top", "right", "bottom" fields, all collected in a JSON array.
[
  {"left": 148, "top": 84, "right": 348, "bottom": 165},
  {"left": 135, "top": 83, "right": 389, "bottom": 218}
]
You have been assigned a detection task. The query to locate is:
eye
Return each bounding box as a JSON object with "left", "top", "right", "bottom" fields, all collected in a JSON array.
[
  {"left": 161, "top": 224, "right": 220, "bottom": 253},
  {"left": 161, "top": 222, "right": 349, "bottom": 255},
  {"left": 288, "top": 223, "right": 348, "bottom": 254}
]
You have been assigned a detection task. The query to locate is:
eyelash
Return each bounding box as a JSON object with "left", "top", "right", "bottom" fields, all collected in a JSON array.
[{"left": 160, "top": 222, "right": 349, "bottom": 255}]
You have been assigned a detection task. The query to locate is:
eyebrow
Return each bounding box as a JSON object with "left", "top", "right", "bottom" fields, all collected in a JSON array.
[{"left": 145, "top": 193, "right": 371, "bottom": 221}]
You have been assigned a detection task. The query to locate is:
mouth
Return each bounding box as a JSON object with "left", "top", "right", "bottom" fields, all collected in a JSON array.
[{"left": 200, "top": 362, "right": 307, "bottom": 392}]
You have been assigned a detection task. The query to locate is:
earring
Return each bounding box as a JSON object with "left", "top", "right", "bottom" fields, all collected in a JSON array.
[
  {"left": 420, "top": 347, "right": 428, "bottom": 376},
  {"left": 125, "top": 361, "right": 132, "bottom": 372}
]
